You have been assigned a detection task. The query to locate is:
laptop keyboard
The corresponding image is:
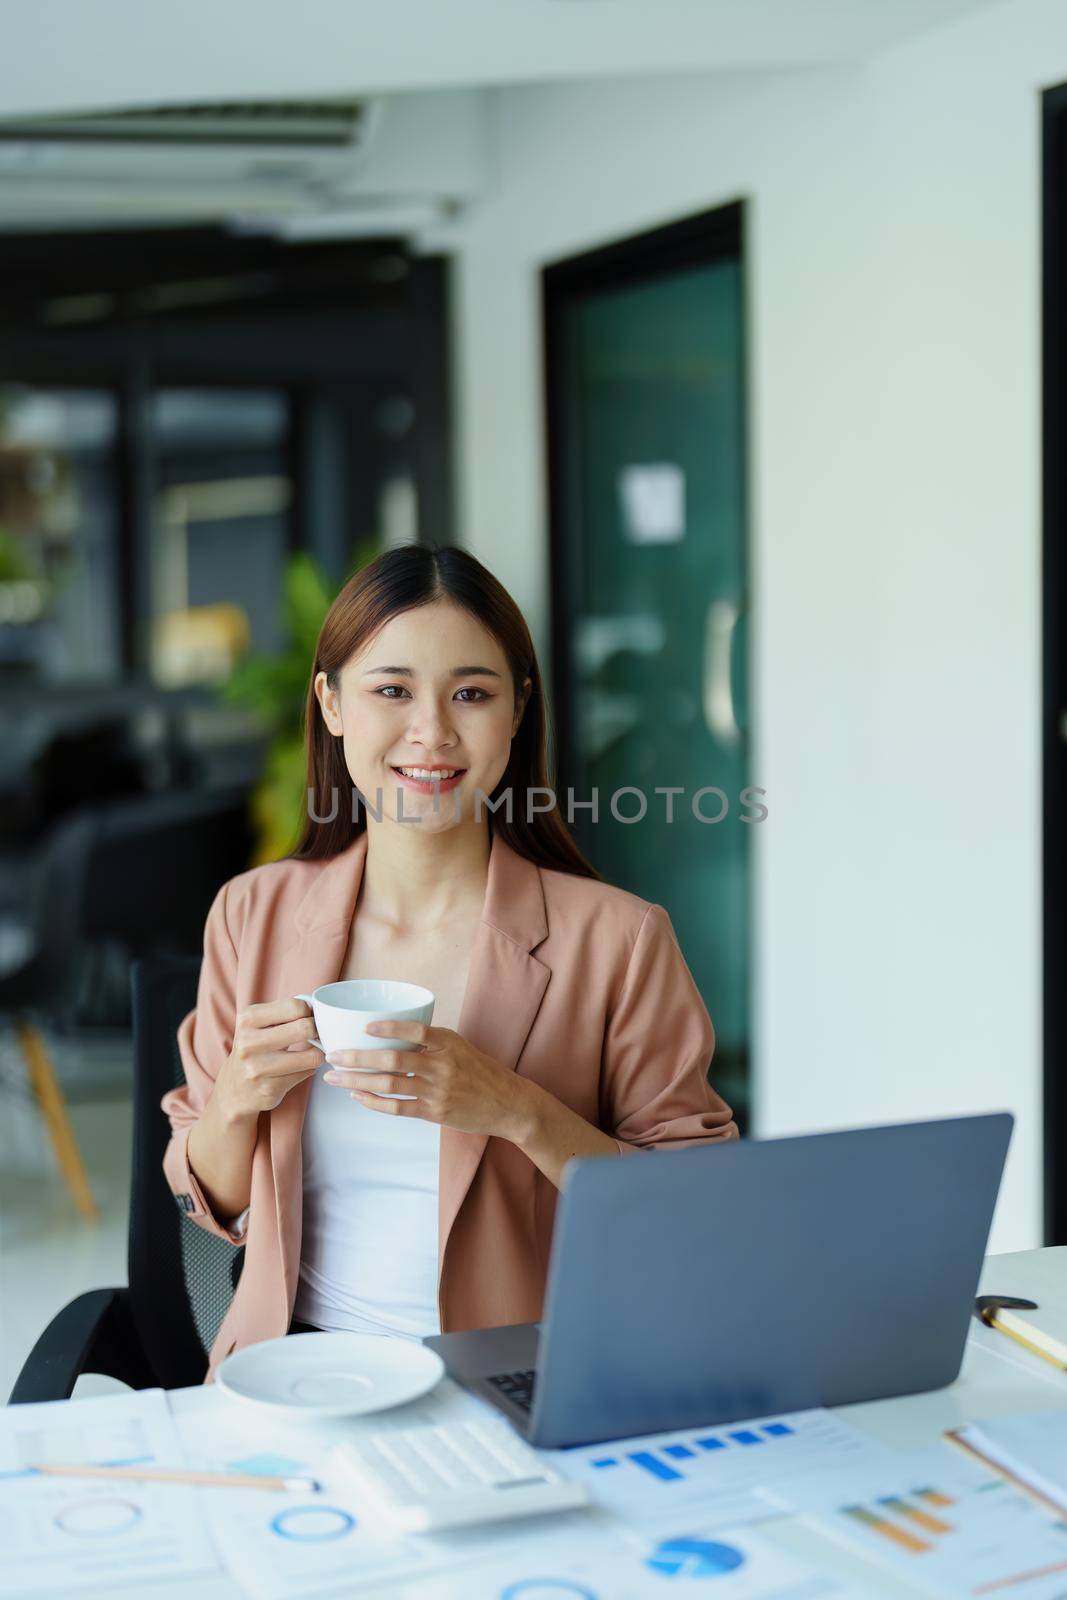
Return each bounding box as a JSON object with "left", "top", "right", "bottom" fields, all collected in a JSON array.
[{"left": 486, "top": 1368, "right": 536, "bottom": 1412}]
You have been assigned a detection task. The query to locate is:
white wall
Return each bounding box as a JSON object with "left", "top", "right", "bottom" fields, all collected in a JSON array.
[
  {"left": 442, "top": 0, "right": 1067, "bottom": 1252},
  {"left": 0, "top": 1, "right": 992, "bottom": 117}
]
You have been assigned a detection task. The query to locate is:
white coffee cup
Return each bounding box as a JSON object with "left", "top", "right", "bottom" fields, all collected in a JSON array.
[{"left": 294, "top": 979, "right": 435, "bottom": 1101}]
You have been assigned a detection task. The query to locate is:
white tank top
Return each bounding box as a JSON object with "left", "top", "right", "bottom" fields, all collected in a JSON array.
[{"left": 293, "top": 1065, "right": 442, "bottom": 1341}]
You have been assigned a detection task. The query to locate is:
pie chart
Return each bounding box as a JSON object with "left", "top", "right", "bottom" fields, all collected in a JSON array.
[
  {"left": 499, "top": 1584, "right": 598, "bottom": 1599},
  {"left": 269, "top": 1505, "right": 355, "bottom": 1542},
  {"left": 54, "top": 1497, "right": 143, "bottom": 1537},
  {"left": 645, "top": 1537, "right": 746, "bottom": 1577}
]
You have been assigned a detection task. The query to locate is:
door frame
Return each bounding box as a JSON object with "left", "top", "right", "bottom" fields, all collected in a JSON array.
[
  {"left": 1043, "top": 88, "right": 1067, "bottom": 1243},
  {"left": 540, "top": 202, "right": 750, "bottom": 1124},
  {"left": 540, "top": 202, "right": 746, "bottom": 811}
]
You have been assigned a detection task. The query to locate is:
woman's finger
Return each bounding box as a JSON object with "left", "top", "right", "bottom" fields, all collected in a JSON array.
[
  {"left": 241, "top": 997, "right": 315, "bottom": 1027},
  {"left": 325, "top": 1069, "right": 420, "bottom": 1094},
  {"left": 252, "top": 1048, "right": 324, "bottom": 1076},
  {"left": 363, "top": 1019, "right": 441, "bottom": 1047},
  {"left": 253, "top": 1015, "right": 323, "bottom": 1049},
  {"left": 349, "top": 1090, "right": 419, "bottom": 1115},
  {"left": 325, "top": 1048, "right": 425, "bottom": 1070}
]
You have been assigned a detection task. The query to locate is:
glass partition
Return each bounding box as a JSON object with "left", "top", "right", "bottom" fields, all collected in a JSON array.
[{"left": 0, "top": 387, "right": 121, "bottom": 685}]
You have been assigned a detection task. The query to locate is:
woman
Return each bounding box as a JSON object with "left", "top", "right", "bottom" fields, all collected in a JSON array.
[{"left": 162, "top": 544, "right": 738, "bottom": 1383}]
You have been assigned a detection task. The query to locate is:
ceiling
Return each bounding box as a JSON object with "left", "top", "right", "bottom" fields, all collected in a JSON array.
[{"left": 4, "top": 0, "right": 999, "bottom": 118}]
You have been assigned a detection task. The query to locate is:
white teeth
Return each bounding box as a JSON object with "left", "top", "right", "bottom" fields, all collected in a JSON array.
[{"left": 396, "top": 767, "right": 460, "bottom": 780}]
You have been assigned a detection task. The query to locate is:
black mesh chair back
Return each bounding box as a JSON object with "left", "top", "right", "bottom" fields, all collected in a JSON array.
[
  {"left": 0, "top": 806, "right": 102, "bottom": 1019},
  {"left": 128, "top": 957, "right": 244, "bottom": 1388},
  {"left": 86, "top": 787, "right": 254, "bottom": 956},
  {"left": 0, "top": 787, "right": 253, "bottom": 1024},
  {"left": 30, "top": 718, "right": 147, "bottom": 833}
]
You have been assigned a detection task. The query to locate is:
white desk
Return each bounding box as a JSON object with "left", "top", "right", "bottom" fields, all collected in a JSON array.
[{"left": 12, "top": 1247, "right": 1067, "bottom": 1598}]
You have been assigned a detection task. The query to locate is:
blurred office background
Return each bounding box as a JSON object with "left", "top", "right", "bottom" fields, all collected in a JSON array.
[{"left": 1, "top": 0, "right": 1060, "bottom": 1394}]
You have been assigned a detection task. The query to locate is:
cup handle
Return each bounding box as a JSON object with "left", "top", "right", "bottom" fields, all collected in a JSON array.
[{"left": 293, "top": 994, "right": 324, "bottom": 1053}]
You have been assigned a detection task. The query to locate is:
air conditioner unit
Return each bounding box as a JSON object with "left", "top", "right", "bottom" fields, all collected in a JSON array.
[{"left": 0, "top": 91, "right": 485, "bottom": 235}]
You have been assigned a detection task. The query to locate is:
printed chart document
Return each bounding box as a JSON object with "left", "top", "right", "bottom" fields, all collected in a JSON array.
[
  {"left": 190, "top": 1374, "right": 594, "bottom": 1600},
  {"left": 0, "top": 1387, "right": 219, "bottom": 1595},
  {"left": 184, "top": 1387, "right": 861, "bottom": 1598},
  {"left": 541, "top": 1408, "right": 877, "bottom": 1534},
  {"left": 948, "top": 1410, "right": 1067, "bottom": 1517},
  {"left": 757, "top": 1442, "right": 1067, "bottom": 1598},
  {"left": 380, "top": 1519, "right": 844, "bottom": 1600},
  {"left": 193, "top": 1381, "right": 455, "bottom": 1599},
  {"left": 200, "top": 1456, "right": 432, "bottom": 1599}
]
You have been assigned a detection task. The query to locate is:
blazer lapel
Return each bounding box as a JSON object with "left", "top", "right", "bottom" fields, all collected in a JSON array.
[{"left": 439, "top": 839, "right": 550, "bottom": 1275}]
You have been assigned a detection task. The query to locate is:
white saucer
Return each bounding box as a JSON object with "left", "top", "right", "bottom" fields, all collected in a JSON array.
[{"left": 217, "top": 1332, "right": 445, "bottom": 1420}]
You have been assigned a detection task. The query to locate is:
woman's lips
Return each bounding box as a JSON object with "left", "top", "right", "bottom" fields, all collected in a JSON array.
[{"left": 390, "top": 767, "right": 467, "bottom": 794}]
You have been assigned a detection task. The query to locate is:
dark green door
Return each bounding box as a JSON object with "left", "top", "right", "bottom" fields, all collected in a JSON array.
[{"left": 545, "top": 208, "right": 751, "bottom": 1121}]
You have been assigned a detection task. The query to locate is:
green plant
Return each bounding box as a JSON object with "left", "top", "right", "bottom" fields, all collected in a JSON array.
[
  {"left": 0, "top": 527, "right": 33, "bottom": 582},
  {"left": 222, "top": 539, "right": 379, "bottom": 864}
]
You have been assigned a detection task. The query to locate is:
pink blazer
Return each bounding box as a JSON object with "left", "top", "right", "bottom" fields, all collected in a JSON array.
[{"left": 161, "top": 828, "right": 739, "bottom": 1382}]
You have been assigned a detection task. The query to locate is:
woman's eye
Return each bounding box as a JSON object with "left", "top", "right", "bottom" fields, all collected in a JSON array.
[{"left": 374, "top": 685, "right": 489, "bottom": 702}]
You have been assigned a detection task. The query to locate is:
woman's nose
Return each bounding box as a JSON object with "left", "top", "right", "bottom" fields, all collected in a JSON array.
[{"left": 405, "top": 700, "right": 458, "bottom": 747}]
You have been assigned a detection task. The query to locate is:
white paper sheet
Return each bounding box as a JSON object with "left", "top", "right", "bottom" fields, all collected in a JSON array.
[
  {"left": 949, "top": 1410, "right": 1067, "bottom": 1513},
  {"left": 192, "top": 1375, "right": 595, "bottom": 1599},
  {"left": 758, "top": 1442, "right": 1067, "bottom": 1598},
  {"left": 0, "top": 1387, "right": 219, "bottom": 1595},
  {"left": 188, "top": 1383, "right": 858, "bottom": 1598},
  {"left": 191, "top": 1394, "right": 436, "bottom": 1599},
  {"left": 541, "top": 1409, "right": 877, "bottom": 1534},
  {"left": 201, "top": 1472, "right": 434, "bottom": 1599},
  {"left": 382, "top": 1520, "right": 843, "bottom": 1600}
]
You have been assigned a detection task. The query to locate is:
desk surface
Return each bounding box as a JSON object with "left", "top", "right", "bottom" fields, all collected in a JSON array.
[{"left": 16, "top": 1246, "right": 1067, "bottom": 1599}]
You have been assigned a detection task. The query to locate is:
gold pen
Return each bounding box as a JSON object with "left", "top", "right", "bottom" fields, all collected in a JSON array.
[
  {"left": 974, "top": 1294, "right": 1067, "bottom": 1371},
  {"left": 28, "top": 1461, "right": 320, "bottom": 1492}
]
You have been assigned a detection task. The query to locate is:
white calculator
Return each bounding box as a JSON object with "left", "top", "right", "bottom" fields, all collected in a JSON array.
[{"left": 330, "top": 1417, "right": 590, "bottom": 1532}]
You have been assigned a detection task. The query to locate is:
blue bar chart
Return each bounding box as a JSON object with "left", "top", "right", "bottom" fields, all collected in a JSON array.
[
  {"left": 589, "top": 1420, "right": 797, "bottom": 1483},
  {"left": 545, "top": 1408, "right": 875, "bottom": 1533}
]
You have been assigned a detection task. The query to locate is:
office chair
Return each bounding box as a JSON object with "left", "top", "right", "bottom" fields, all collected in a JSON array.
[
  {"left": 0, "top": 808, "right": 101, "bottom": 1220},
  {"left": 8, "top": 956, "right": 244, "bottom": 1404},
  {"left": 82, "top": 786, "right": 254, "bottom": 958},
  {"left": 0, "top": 787, "right": 253, "bottom": 1221}
]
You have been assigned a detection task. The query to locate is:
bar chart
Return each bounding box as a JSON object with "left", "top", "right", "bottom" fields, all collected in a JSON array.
[
  {"left": 842, "top": 1486, "right": 956, "bottom": 1555},
  {"left": 544, "top": 1409, "right": 875, "bottom": 1532},
  {"left": 761, "top": 1445, "right": 1067, "bottom": 1595},
  {"left": 589, "top": 1420, "right": 801, "bottom": 1484}
]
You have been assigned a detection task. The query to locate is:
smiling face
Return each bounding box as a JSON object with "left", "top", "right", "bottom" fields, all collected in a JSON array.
[{"left": 314, "top": 599, "right": 531, "bottom": 834}]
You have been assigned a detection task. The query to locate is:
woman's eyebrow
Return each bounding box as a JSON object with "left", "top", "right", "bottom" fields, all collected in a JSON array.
[{"left": 360, "top": 664, "right": 503, "bottom": 679}]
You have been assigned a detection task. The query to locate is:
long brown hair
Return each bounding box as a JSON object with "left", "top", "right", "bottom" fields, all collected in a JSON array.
[{"left": 287, "top": 542, "right": 602, "bottom": 881}]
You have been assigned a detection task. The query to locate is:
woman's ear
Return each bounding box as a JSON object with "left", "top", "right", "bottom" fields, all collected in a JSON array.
[
  {"left": 512, "top": 676, "right": 532, "bottom": 737},
  {"left": 314, "top": 670, "right": 344, "bottom": 738}
]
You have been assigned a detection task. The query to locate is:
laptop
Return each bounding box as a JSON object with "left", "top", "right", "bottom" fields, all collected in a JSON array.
[{"left": 424, "top": 1112, "right": 1013, "bottom": 1448}]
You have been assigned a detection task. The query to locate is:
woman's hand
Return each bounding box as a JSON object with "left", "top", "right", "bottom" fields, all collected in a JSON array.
[
  {"left": 322, "top": 1020, "right": 533, "bottom": 1141},
  {"left": 214, "top": 998, "right": 323, "bottom": 1122}
]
